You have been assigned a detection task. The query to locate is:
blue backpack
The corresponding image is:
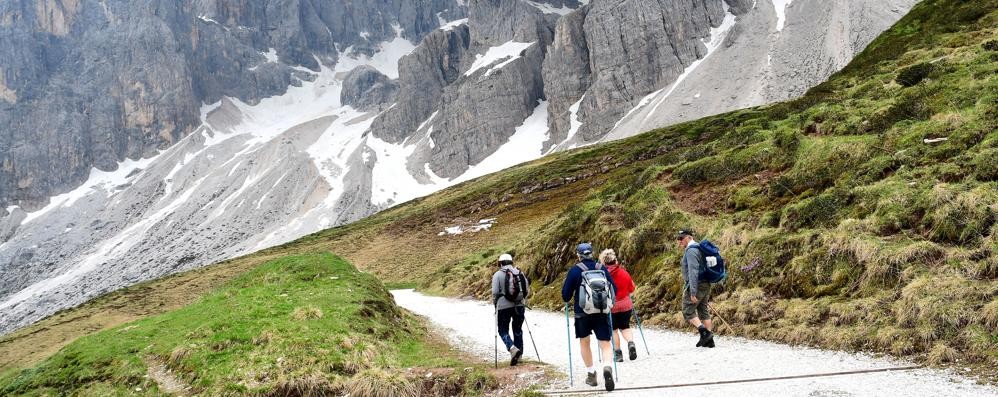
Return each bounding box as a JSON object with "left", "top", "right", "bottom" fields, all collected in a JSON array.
[{"left": 689, "top": 240, "right": 727, "bottom": 283}]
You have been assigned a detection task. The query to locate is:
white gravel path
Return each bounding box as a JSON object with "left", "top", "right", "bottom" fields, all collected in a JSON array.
[{"left": 391, "top": 289, "right": 997, "bottom": 397}]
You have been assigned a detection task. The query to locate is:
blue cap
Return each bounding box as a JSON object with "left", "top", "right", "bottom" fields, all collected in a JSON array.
[{"left": 576, "top": 242, "right": 593, "bottom": 256}]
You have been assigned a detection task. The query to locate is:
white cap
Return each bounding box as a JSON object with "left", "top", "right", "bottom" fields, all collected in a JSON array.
[{"left": 498, "top": 253, "right": 513, "bottom": 262}]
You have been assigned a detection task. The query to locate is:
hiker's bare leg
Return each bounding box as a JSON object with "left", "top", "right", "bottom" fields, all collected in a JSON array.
[
  {"left": 598, "top": 340, "right": 613, "bottom": 365},
  {"left": 612, "top": 330, "right": 621, "bottom": 349},
  {"left": 704, "top": 319, "right": 714, "bottom": 331},
  {"left": 622, "top": 328, "right": 634, "bottom": 343},
  {"left": 579, "top": 336, "right": 593, "bottom": 368},
  {"left": 688, "top": 317, "right": 703, "bottom": 329}
]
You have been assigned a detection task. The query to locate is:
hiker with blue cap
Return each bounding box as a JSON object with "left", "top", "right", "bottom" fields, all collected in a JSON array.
[{"left": 562, "top": 242, "right": 618, "bottom": 391}]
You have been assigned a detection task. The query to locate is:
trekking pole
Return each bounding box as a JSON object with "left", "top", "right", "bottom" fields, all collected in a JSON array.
[
  {"left": 606, "top": 311, "right": 619, "bottom": 382},
  {"left": 708, "top": 303, "right": 734, "bottom": 333},
  {"left": 524, "top": 318, "right": 541, "bottom": 361},
  {"left": 564, "top": 303, "right": 574, "bottom": 387},
  {"left": 631, "top": 295, "right": 651, "bottom": 356},
  {"left": 494, "top": 305, "right": 499, "bottom": 369}
]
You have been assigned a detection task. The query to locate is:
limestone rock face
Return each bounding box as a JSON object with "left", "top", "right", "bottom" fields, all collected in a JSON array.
[
  {"left": 0, "top": 0, "right": 463, "bottom": 210},
  {"left": 341, "top": 66, "right": 399, "bottom": 111}
]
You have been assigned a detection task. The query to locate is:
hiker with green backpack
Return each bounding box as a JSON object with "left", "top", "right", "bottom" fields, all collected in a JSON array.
[
  {"left": 491, "top": 253, "right": 530, "bottom": 366},
  {"left": 676, "top": 229, "right": 727, "bottom": 348},
  {"left": 562, "top": 243, "right": 618, "bottom": 391}
]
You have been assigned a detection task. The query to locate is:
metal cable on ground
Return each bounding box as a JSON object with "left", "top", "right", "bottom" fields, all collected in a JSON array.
[{"left": 539, "top": 365, "right": 924, "bottom": 395}]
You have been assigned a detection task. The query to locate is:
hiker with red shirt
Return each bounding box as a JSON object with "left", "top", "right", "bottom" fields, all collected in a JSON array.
[{"left": 600, "top": 249, "right": 638, "bottom": 362}]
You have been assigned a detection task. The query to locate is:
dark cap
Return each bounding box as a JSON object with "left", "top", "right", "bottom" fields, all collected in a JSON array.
[{"left": 676, "top": 229, "right": 694, "bottom": 240}]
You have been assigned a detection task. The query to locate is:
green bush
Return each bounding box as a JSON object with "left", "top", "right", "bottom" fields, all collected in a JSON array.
[
  {"left": 782, "top": 189, "right": 851, "bottom": 231},
  {"left": 972, "top": 148, "right": 998, "bottom": 181}
]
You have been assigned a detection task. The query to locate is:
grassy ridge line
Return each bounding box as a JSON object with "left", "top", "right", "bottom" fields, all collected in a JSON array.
[{"left": 0, "top": 253, "right": 499, "bottom": 396}]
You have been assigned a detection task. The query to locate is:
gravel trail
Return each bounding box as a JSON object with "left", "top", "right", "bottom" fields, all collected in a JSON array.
[{"left": 391, "top": 289, "right": 996, "bottom": 396}]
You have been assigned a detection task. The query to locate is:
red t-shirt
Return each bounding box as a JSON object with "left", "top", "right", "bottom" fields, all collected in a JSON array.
[{"left": 606, "top": 262, "right": 635, "bottom": 313}]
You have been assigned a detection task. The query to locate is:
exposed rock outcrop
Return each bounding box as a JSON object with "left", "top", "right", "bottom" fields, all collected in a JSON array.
[{"left": 340, "top": 66, "right": 399, "bottom": 110}]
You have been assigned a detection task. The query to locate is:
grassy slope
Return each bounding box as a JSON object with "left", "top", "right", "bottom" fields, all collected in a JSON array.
[
  {"left": 1, "top": 0, "right": 995, "bottom": 387},
  {"left": 0, "top": 253, "right": 494, "bottom": 396}
]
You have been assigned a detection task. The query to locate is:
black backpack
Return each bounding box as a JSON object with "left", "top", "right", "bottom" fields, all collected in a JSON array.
[{"left": 503, "top": 269, "right": 529, "bottom": 303}]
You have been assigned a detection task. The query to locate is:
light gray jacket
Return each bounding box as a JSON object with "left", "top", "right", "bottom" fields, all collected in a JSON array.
[
  {"left": 491, "top": 265, "right": 529, "bottom": 310},
  {"left": 681, "top": 240, "right": 706, "bottom": 295}
]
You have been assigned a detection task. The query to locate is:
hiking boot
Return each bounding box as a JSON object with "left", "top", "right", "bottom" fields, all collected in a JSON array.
[
  {"left": 696, "top": 328, "right": 712, "bottom": 348},
  {"left": 628, "top": 342, "right": 638, "bottom": 360},
  {"left": 613, "top": 349, "right": 623, "bottom": 362},
  {"left": 704, "top": 335, "right": 715, "bottom": 348},
  {"left": 509, "top": 346, "right": 521, "bottom": 366},
  {"left": 585, "top": 371, "right": 598, "bottom": 387},
  {"left": 603, "top": 366, "right": 615, "bottom": 392}
]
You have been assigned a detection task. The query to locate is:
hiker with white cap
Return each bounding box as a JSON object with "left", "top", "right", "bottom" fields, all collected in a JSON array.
[{"left": 491, "top": 253, "right": 530, "bottom": 366}]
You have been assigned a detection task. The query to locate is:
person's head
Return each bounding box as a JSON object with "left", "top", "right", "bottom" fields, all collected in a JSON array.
[
  {"left": 576, "top": 242, "right": 594, "bottom": 260},
  {"left": 599, "top": 249, "right": 618, "bottom": 265},
  {"left": 498, "top": 253, "right": 513, "bottom": 267},
  {"left": 676, "top": 229, "right": 694, "bottom": 249}
]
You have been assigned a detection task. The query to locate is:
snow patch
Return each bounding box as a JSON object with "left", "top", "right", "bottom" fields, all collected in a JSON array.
[
  {"left": 455, "top": 100, "right": 548, "bottom": 183},
  {"left": 439, "top": 18, "right": 468, "bottom": 32},
  {"left": 438, "top": 218, "right": 497, "bottom": 236},
  {"left": 21, "top": 156, "right": 157, "bottom": 225},
  {"left": 772, "top": 0, "right": 794, "bottom": 32},
  {"left": 525, "top": 1, "right": 577, "bottom": 15},
  {"left": 261, "top": 48, "right": 279, "bottom": 63},
  {"left": 464, "top": 41, "right": 535, "bottom": 77},
  {"left": 334, "top": 25, "right": 414, "bottom": 79}
]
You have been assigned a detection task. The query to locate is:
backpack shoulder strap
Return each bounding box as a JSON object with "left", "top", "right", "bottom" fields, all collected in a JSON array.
[{"left": 575, "top": 262, "right": 588, "bottom": 272}]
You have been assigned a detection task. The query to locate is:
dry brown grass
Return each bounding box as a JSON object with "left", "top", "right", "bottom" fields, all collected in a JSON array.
[
  {"left": 981, "top": 300, "right": 998, "bottom": 329},
  {"left": 166, "top": 347, "right": 191, "bottom": 371},
  {"left": 781, "top": 299, "right": 827, "bottom": 325},
  {"left": 269, "top": 373, "right": 338, "bottom": 397},
  {"left": 253, "top": 330, "right": 275, "bottom": 346},
  {"left": 344, "top": 369, "right": 420, "bottom": 397},
  {"left": 292, "top": 306, "right": 323, "bottom": 321},
  {"left": 926, "top": 343, "right": 960, "bottom": 365}
]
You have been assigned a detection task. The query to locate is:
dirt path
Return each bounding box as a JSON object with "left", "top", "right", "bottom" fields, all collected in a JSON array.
[
  {"left": 391, "top": 290, "right": 996, "bottom": 397},
  {"left": 144, "top": 356, "right": 190, "bottom": 396}
]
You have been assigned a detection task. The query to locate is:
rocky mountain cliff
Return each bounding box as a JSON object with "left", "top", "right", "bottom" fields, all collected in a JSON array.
[{"left": 0, "top": 0, "right": 915, "bottom": 334}]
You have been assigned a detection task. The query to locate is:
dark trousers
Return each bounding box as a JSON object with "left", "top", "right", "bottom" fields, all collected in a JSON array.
[{"left": 497, "top": 306, "right": 525, "bottom": 351}]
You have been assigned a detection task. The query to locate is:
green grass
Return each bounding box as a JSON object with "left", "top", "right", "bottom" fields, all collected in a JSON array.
[{"left": 0, "top": 253, "right": 462, "bottom": 396}]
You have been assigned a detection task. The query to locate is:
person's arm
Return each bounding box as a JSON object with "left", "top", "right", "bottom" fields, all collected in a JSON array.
[
  {"left": 562, "top": 267, "right": 578, "bottom": 302},
  {"left": 524, "top": 273, "right": 531, "bottom": 298},
  {"left": 684, "top": 248, "right": 704, "bottom": 295},
  {"left": 491, "top": 272, "right": 502, "bottom": 305},
  {"left": 604, "top": 268, "right": 617, "bottom": 303},
  {"left": 624, "top": 270, "right": 636, "bottom": 297}
]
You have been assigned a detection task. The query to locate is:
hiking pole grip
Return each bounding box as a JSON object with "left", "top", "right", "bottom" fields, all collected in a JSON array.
[{"left": 564, "top": 303, "right": 573, "bottom": 387}]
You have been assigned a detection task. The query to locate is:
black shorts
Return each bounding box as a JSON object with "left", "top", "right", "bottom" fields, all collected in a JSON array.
[
  {"left": 574, "top": 314, "right": 612, "bottom": 341},
  {"left": 611, "top": 310, "right": 632, "bottom": 330}
]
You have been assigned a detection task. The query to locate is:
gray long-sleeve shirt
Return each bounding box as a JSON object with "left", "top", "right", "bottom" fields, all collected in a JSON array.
[
  {"left": 681, "top": 240, "right": 705, "bottom": 295},
  {"left": 492, "top": 265, "right": 529, "bottom": 310}
]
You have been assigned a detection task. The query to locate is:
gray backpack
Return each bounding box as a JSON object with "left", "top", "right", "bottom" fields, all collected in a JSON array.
[{"left": 575, "top": 263, "right": 613, "bottom": 314}]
